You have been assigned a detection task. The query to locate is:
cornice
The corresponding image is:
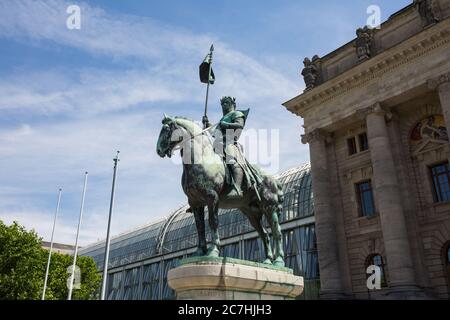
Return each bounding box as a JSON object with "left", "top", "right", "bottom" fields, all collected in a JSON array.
[{"left": 283, "top": 19, "right": 450, "bottom": 117}]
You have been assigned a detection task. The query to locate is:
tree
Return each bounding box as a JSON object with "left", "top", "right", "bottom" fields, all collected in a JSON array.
[
  {"left": 0, "top": 220, "right": 101, "bottom": 300},
  {"left": 44, "top": 252, "right": 101, "bottom": 300}
]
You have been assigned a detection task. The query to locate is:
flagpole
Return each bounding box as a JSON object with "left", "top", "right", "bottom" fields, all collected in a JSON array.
[
  {"left": 100, "top": 151, "right": 120, "bottom": 300},
  {"left": 202, "top": 44, "right": 214, "bottom": 129},
  {"left": 67, "top": 172, "right": 88, "bottom": 300},
  {"left": 42, "top": 188, "right": 62, "bottom": 300}
]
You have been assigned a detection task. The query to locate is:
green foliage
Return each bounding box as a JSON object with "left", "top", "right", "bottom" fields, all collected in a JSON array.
[
  {"left": 0, "top": 220, "right": 101, "bottom": 300},
  {"left": 0, "top": 220, "right": 45, "bottom": 299}
]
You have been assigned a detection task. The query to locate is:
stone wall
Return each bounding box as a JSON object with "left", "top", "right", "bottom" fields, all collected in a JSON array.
[
  {"left": 284, "top": 4, "right": 450, "bottom": 299},
  {"left": 316, "top": 87, "right": 450, "bottom": 299},
  {"left": 312, "top": 2, "right": 450, "bottom": 85},
  {"left": 396, "top": 96, "right": 450, "bottom": 299}
]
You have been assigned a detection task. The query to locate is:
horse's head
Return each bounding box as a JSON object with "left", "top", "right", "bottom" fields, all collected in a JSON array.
[
  {"left": 156, "top": 114, "right": 183, "bottom": 158},
  {"left": 157, "top": 115, "right": 206, "bottom": 159}
]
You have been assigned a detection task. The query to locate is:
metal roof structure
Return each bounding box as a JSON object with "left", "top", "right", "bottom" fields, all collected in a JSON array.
[{"left": 79, "top": 163, "right": 314, "bottom": 270}]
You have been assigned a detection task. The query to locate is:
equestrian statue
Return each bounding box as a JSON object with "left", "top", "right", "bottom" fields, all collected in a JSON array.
[
  {"left": 156, "top": 96, "right": 285, "bottom": 267},
  {"left": 156, "top": 43, "right": 285, "bottom": 266}
]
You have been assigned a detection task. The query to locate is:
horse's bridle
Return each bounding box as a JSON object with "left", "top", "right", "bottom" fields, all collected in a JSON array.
[{"left": 166, "top": 120, "right": 217, "bottom": 156}]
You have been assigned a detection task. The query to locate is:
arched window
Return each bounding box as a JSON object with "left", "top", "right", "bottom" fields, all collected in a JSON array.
[
  {"left": 366, "top": 254, "right": 387, "bottom": 288},
  {"left": 444, "top": 242, "right": 450, "bottom": 287}
]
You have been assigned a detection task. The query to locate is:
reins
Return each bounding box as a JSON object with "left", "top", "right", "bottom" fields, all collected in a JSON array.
[{"left": 170, "top": 121, "right": 218, "bottom": 154}]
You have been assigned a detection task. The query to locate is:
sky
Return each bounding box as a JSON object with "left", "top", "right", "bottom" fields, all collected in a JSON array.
[{"left": 0, "top": 0, "right": 411, "bottom": 246}]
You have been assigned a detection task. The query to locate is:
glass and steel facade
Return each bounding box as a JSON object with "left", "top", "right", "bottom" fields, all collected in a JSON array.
[{"left": 79, "top": 163, "right": 319, "bottom": 299}]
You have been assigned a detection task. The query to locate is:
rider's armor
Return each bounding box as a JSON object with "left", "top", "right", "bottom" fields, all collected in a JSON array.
[{"left": 213, "top": 109, "right": 248, "bottom": 197}]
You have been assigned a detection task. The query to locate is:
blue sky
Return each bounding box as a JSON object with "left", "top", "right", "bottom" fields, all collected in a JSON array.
[{"left": 0, "top": 0, "right": 410, "bottom": 246}]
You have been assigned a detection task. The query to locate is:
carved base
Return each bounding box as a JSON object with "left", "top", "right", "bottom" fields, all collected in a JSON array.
[
  {"left": 384, "top": 284, "right": 432, "bottom": 300},
  {"left": 167, "top": 256, "right": 304, "bottom": 300},
  {"left": 319, "top": 290, "right": 350, "bottom": 300}
]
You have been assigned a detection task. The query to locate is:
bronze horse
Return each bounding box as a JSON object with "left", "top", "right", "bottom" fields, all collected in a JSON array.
[{"left": 156, "top": 115, "right": 285, "bottom": 266}]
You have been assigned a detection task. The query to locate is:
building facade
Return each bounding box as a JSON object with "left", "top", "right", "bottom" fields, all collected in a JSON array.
[
  {"left": 41, "top": 241, "right": 76, "bottom": 255},
  {"left": 80, "top": 164, "right": 320, "bottom": 300},
  {"left": 283, "top": 1, "right": 450, "bottom": 299}
]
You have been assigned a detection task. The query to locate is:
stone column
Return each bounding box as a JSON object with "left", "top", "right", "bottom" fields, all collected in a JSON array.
[
  {"left": 364, "top": 103, "right": 422, "bottom": 298},
  {"left": 428, "top": 73, "right": 450, "bottom": 136},
  {"left": 302, "top": 129, "right": 345, "bottom": 299}
]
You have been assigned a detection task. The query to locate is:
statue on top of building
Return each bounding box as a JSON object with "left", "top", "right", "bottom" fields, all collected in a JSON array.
[
  {"left": 356, "top": 26, "right": 374, "bottom": 62},
  {"left": 414, "top": 0, "right": 440, "bottom": 27},
  {"left": 301, "top": 55, "right": 321, "bottom": 91}
]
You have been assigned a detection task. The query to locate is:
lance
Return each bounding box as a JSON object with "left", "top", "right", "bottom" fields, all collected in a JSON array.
[
  {"left": 42, "top": 188, "right": 62, "bottom": 300},
  {"left": 200, "top": 44, "right": 215, "bottom": 129}
]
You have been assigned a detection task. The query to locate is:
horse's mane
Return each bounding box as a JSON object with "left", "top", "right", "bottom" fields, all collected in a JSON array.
[
  {"left": 174, "top": 116, "right": 194, "bottom": 121},
  {"left": 173, "top": 116, "right": 204, "bottom": 136}
]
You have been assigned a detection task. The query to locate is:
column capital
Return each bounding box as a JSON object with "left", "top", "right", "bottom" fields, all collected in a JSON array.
[
  {"left": 301, "top": 128, "right": 332, "bottom": 144},
  {"left": 356, "top": 102, "right": 391, "bottom": 120},
  {"left": 427, "top": 72, "right": 450, "bottom": 90}
]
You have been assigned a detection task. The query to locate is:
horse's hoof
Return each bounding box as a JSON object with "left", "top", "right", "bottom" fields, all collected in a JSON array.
[
  {"left": 273, "top": 257, "right": 285, "bottom": 268},
  {"left": 262, "top": 259, "right": 272, "bottom": 265},
  {"left": 206, "top": 246, "right": 220, "bottom": 258}
]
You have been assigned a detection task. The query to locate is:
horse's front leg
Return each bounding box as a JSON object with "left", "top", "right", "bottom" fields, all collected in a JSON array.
[
  {"left": 206, "top": 192, "right": 220, "bottom": 257},
  {"left": 192, "top": 206, "right": 207, "bottom": 256}
]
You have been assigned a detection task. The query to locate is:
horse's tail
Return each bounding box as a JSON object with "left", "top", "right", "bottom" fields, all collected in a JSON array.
[
  {"left": 275, "top": 179, "right": 284, "bottom": 213},
  {"left": 259, "top": 175, "right": 284, "bottom": 214}
]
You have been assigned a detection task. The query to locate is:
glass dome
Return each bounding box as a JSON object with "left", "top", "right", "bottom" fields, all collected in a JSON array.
[{"left": 79, "top": 163, "right": 319, "bottom": 300}]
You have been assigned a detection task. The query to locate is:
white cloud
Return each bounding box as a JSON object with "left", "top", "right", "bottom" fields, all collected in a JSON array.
[
  {"left": 0, "top": 69, "right": 190, "bottom": 114},
  {"left": 0, "top": 0, "right": 299, "bottom": 116},
  {"left": 1, "top": 210, "right": 97, "bottom": 245},
  {"left": 0, "top": 0, "right": 309, "bottom": 246}
]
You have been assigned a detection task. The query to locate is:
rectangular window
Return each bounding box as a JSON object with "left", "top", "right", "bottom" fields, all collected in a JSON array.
[
  {"left": 430, "top": 162, "right": 450, "bottom": 203},
  {"left": 356, "top": 180, "right": 376, "bottom": 217},
  {"left": 347, "top": 137, "right": 357, "bottom": 155},
  {"left": 358, "top": 132, "right": 369, "bottom": 152}
]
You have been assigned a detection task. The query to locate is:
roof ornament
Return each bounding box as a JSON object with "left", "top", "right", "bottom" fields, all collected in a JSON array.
[
  {"left": 301, "top": 55, "right": 322, "bottom": 92},
  {"left": 356, "top": 26, "right": 375, "bottom": 62},
  {"left": 414, "top": 0, "right": 440, "bottom": 28}
]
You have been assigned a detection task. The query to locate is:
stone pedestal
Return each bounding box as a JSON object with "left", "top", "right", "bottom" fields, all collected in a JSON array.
[{"left": 167, "top": 257, "right": 304, "bottom": 300}]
